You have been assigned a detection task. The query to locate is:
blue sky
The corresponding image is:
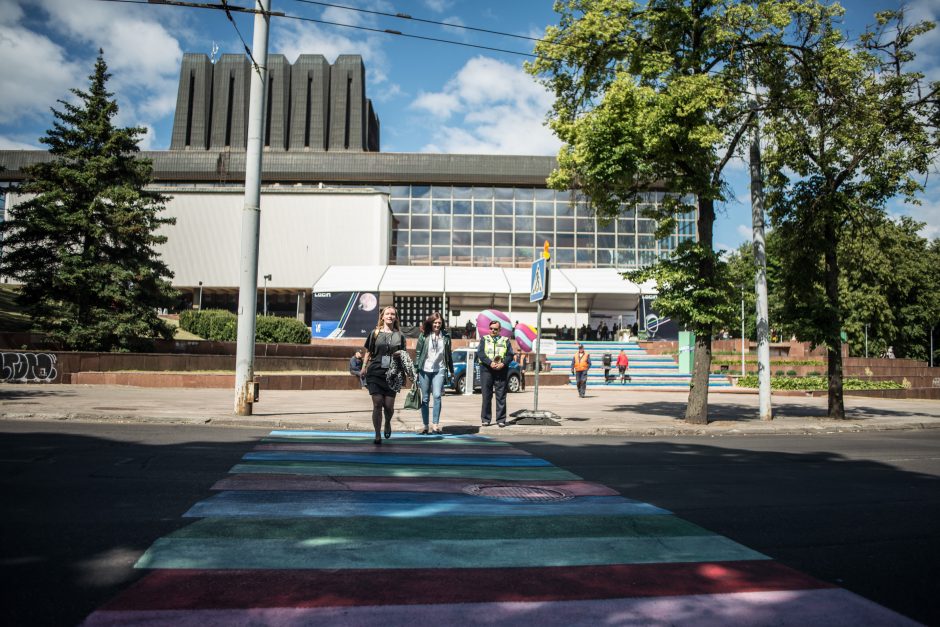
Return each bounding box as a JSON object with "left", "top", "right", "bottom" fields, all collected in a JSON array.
[{"left": 2, "top": 0, "right": 938, "bottom": 249}]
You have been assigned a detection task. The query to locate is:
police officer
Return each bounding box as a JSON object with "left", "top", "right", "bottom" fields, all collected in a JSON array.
[{"left": 477, "top": 319, "right": 515, "bottom": 427}]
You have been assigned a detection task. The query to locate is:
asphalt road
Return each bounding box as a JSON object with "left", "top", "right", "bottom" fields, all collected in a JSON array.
[{"left": 2, "top": 421, "right": 938, "bottom": 625}]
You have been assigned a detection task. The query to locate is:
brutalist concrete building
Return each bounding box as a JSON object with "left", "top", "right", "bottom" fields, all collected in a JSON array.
[{"left": 0, "top": 53, "right": 695, "bottom": 330}]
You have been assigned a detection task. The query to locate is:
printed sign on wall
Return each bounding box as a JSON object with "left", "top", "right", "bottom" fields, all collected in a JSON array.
[{"left": 311, "top": 292, "right": 379, "bottom": 338}]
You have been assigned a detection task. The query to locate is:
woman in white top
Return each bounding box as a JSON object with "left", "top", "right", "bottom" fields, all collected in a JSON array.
[{"left": 414, "top": 311, "right": 454, "bottom": 434}]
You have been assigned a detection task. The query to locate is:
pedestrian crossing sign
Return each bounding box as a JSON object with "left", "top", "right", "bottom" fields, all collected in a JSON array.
[{"left": 530, "top": 258, "right": 548, "bottom": 302}]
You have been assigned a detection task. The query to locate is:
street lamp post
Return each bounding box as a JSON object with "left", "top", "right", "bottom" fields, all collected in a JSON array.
[
  {"left": 864, "top": 323, "right": 869, "bottom": 358},
  {"left": 262, "top": 274, "right": 272, "bottom": 316},
  {"left": 197, "top": 281, "right": 203, "bottom": 310},
  {"left": 931, "top": 325, "right": 935, "bottom": 368},
  {"left": 740, "top": 285, "right": 746, "bottom": 376}
]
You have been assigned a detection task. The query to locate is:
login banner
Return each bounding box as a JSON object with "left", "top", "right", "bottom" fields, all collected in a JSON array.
[{"left": 311, "top": 292, "right": 378, "bottom": 338}]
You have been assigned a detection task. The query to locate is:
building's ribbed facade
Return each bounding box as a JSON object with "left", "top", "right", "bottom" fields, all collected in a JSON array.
[{"left": 170, "top": 53, "right": 380, "bottom": 153}]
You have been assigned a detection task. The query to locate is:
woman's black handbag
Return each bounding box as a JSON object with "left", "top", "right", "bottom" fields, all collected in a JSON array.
[{"left": 403, "top": 383, "right": 421, "bottom": 410}]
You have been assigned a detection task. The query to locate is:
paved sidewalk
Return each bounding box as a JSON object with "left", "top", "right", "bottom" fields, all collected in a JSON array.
[{"left": 3, "top": 384, "right": 939, "bottom": 435}]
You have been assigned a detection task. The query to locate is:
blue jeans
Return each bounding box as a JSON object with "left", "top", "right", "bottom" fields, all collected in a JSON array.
[{"left": 418, "top": 369, "right": 445, "bottom": 426}]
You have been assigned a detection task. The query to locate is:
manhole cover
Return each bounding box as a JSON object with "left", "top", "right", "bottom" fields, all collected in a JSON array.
[{"left": 463, "top": 484, "right": 572, "bottom": 502}]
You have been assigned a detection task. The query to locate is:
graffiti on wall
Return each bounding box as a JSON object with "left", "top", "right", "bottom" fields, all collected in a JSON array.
[{"left": 1, "top": 352, "right": 59, "bottom": 383}]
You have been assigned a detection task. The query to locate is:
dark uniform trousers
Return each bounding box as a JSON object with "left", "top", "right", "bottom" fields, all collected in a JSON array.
[{"left": 480, "top": 366, "right": 508, "bottom": 424}]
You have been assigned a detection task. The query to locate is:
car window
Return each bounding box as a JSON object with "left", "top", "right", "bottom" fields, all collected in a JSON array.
[{"left": 452, "top": 351, "right": 466, "bottom": 364}]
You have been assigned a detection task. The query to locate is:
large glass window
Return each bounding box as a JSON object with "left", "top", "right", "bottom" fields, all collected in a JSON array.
[
  {"left": 432, "top": 200, "right": 451, "bottom": 214},
  {"left": 453, "top": 201, "right": 471, "bottom": 216},
  {"left": 472, "top": 187, "right": 494, "bottom": 200},
  {"left": 453, "top": 216, "right": 472, "bottom": 230},
  {"left": 535, "top": 201, "right": 554, "bottom": 216},
  {"left": 453, "top": 186, "right": 472, "bottom": 199},
  {"left": 494, "top": 231, "right": 513, "bottom": 246},
  {"left": 390, "top": 185, "right": 410, "bottom": 198},
  {"left": 431, "top": 215, "right": 451, "bottom": 230},
  {"left": 495, "top": 200, "right": 513, "bottom": 215},
  {"left": 473, "top": 200, "right": 493, "bottom": 215},
  {"left": 474, "top": 231, "right": 492, "bottom": 246},
  {"left": 412, "top": 199, "right": 430, "bottom": 214},
  {"left": 494, "top": 217, "right": 513, "bottom": 231},
  {"left": 432, "top": 230, "right": 450, "bottom": 245},
  {"left": 494, "top": 187, "right": 514, "bottom": 200},
  {"left": 412, "top": 185, "right": 430, "bottom": 198},
  {"left": 452, "top": 231, "right": 471, "bottom": 246},
  {"left": 473, "top": 215, "right": 493, "bottom": 230},
  {"left": 391, "top": 199, "right": 409, "bottom": 214},
  {"left": 411, "top": 215, "right": 430, "bottom": 230},
  {"left": 411, "top": 230, "right": 430, "bottom": 246}
]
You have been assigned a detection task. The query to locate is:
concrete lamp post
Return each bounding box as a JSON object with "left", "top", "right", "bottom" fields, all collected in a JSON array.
[{"left": 263, "top": 274, "right": 272, "bottom": 316}]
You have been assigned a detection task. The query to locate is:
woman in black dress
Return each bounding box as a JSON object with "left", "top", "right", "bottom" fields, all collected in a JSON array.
[{"left": 361, "top": 305, "right": 407, "bottom": 444}]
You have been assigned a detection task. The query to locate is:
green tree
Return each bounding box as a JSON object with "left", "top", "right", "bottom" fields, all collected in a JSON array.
[
  {"left": 839, "top": 216, "right": 940, "bottom": 361},
  {"left": 761, "top": 10, "right": 938, "bottom": 418},
  {"left": 528, "top": 0, "right": 834, "bottom": 423},
  {"left": 0, "top": 52, "right": 177, "bottom": 351}
]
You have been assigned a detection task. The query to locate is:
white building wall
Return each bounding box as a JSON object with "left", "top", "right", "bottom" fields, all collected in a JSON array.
[{"left": 156, "top": 188, "right": 390, "bottom": 288}]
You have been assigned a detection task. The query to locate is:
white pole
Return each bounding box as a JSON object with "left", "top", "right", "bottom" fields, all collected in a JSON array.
[
  {"left": 741, "top": 287, "right": 746, "bottom": 376},
  {"left": 749, "top": 70, "right": 772, "bottom": 421},
  {"left": 865, "top": 323, "right": 869, "bottom": 358},
  {"left": 234, "top": 0, "right": 271, "bottom": 415}
]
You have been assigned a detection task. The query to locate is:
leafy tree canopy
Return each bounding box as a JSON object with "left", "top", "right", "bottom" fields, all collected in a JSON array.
[{"left": 0, "top": 51, "right": 177, "bottom": 351}]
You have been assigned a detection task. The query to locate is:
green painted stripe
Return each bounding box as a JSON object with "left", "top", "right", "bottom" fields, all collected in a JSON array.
[
  {"left": 136, "top": 536, "right": 767, "bottom": 570},
  {"left": 262, "top": 436, "right": 510, "bottom": 447},
  {"left": 169, "top": 515, "right": 713, "bottom": 541},
  {"left": 230, "top": 462, "right": 581, "bottom": 481}
]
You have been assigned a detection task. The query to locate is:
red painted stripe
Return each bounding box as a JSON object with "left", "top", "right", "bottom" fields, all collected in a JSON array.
[
  {"left": 212, "top": 474, "right": 619, "bottom": 496},
  {"left": 101, "top": 561, "right": 834, "bottom": 611}
]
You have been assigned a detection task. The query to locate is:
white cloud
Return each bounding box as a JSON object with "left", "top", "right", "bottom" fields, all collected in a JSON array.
[
  {"left": 908, "top": 0, "right": 940, "bottom": 83},
  {"left": 0, "top": 135, "right": 42, "bottom": 150},
  {"left": 410, "top": 56, "right": 560, "bottom": 155},
  {"left": 0, "top": 24, "right": 84, "bottom": 124},
  {"left": 0, "top": 0, "right": 183, "bottom": 141},
  {"left": 736, "top": 224, "right": 753, "bottom": 240},
  {"left": 412, "top": 91, "right": 461, "bottom": 118},
  {"left": 423, "top": 0, "right": 455, "bottom": 13}
]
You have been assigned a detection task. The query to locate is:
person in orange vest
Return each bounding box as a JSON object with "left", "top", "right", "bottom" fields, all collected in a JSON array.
[
  {"left": 570, "top": 343, "right": 591, "bottom": 398},
  {"left": 617, "top": 349, "right": 630, "bottom": 383}
]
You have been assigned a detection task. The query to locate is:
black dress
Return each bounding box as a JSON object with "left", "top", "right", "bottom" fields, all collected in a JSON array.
[{"left": 364, "top": 330, "right": 406, "bottom": 396}]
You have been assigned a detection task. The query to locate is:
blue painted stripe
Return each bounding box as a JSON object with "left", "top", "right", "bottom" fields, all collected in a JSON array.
[
  {"left": 269, "top": 430, "right": 493, "bottom": 441},
  {"left": 241, "top": 451, "right": 551, "bottom": 467},
  {"left": 183, "top": 491, "right": 669, "bottom": 519}
]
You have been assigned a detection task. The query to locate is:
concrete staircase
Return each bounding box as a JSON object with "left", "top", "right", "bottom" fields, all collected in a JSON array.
[{"left": 547, "top": 341, "right": 732, "bottom": 391}]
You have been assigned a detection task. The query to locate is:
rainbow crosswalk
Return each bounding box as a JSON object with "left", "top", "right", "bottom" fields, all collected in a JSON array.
[{"left": 82, "top": 430, "right": 916, "bottom": 626}]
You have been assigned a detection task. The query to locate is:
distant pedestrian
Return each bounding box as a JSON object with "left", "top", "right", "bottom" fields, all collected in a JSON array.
[
  {"left": 602, "top": 352, "right": 613, "bottom": 384},
  {"left": 571, "top": 344, "right": 591, "bottom": 398},
  {"left": 414, "top": 312, "right": 453, "bottom": 435},
  {"left": 362, "top": 306, "right": 407, "bottom": 445},
  {"left": 617, "top": 349, "right": 630, "bottom": 383},
  {"left": 477, "top": 320, "right": 514, "bottom": 427},
  {"left": 348, "top": 349, "right": 364, "bottom": 387}
]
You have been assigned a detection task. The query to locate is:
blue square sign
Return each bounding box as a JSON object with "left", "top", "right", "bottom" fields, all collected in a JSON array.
[{"left": 530, "top": 258, "right": 547, "bottom": 302}]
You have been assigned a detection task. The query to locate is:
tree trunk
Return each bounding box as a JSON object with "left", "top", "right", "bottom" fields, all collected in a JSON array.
[
  {"left": 685, "top": 333, "right": 712, "bottom": 424},
  {"left": 685, "top": 196, "right": 716, "bottom": 425},
  {"left": 823, "top": 217, "right": 846, "bottom": 419}
]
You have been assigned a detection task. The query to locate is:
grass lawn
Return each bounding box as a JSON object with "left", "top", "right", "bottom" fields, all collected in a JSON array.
[{"left": 0, "top": 285, "right": 32, "bottom": 332}]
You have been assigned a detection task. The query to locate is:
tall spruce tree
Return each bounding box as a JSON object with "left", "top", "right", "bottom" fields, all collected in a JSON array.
[{"left": 0, "top": 51, "right": 176, "bottom": 351}]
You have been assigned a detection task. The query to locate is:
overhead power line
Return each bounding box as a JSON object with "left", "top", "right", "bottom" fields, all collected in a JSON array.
[{"left": 288, "top": 0, "right": 552, "bottom": 46}]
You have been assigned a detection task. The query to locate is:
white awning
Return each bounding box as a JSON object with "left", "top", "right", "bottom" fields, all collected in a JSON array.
[
  {"left": 313, "top": 264, "right": 656, "bottom": 301},
  {"left": 379, "top": 265, "right": 445, "bottom": 292},
  {"left": 312, "top": 265, "right": 387, "bottom": 292},
  {"left": 444, "top": 266, "right": 511, "bottom": 294}
]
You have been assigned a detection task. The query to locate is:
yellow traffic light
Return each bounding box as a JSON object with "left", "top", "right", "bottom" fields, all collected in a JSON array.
[{"left": 543, "top": 240, "right": 551, "bottom": 260}]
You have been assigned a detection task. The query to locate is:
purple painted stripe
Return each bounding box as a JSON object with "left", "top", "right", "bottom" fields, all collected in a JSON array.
[
  {"left": 213, "top": 474, "right": 619, "bottom": 496},
  {"left": 82, "top": 589, "right": 918, "bottom": 626}
]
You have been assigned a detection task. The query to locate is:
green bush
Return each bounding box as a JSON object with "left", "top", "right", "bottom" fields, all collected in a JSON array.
[
  {"left": 179, "top": 310, "right": 310, "bottom": 344},
  {"left": 255, "top": 315, "right": 311, "bottom": 344},
  {"left": 775, "top": 370, "right": 786, "bottom": 376},
  {"left": 737, "top": 375, "right": 904, "bottom": 391},
  {"left": 786, "top": 369, "right": 797, "bottom": 376}
]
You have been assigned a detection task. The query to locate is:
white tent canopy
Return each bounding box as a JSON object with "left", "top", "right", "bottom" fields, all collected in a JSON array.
[{"left": 313, "top": 265, "right": 655, "bottom": 318}]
